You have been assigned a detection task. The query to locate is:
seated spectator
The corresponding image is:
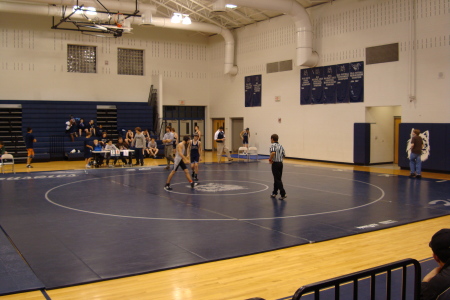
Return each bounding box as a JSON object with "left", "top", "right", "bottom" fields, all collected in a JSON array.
[
  {"left": 125, "top": 129, "right": 134, "bottom": 144},
  {"left": 88, "top": 120, "right": 96, "bottom": 136},
  {"left": 92, "top": 139, "right": 104, "bottom": 167},
  {"left": 104, "top": 140, "right": 119, "bottom": 167},
  {"left": 83, "top": 133, "right": 94, "bottom": 168},
  {"left": 116, "top": 137, "right": 132, "bottom": 166},
  {"left": 96, "top": 124, "right": 104, "bottom": 138},
  {"left": 421, "top": 228, "right": 450, "bottom": 300},
  {"left": 66, "top": 117, "right": 77, "bottom": 142},
  {"left": 78, "top": 118, "right": 89, "bottom": 137},
  {"left": 146, "top": 138, "right": 159, "bottom": 158},
  {"left": 143, "top": 129, "right": 151, "bottom": 142},
  {"left": 100, "top": 131, "right": 108, "bottom": 146},
  {"left": 0, "top": 141, "right": 7, "bottom": 158}
]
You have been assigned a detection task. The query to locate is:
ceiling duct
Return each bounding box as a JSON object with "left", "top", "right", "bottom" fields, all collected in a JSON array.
[{"left": 215, "top": 0, "right": 319, "bottom": 67}]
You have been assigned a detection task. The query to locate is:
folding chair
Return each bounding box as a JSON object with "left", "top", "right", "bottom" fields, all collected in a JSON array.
[
  {"left": 237, "top": 147, "right": 248, "bottom": 162},
  {"left": 248, "top": 147, "right": 258, "bottom": 162},
  {"left": 1, "top": 154, "right": 15, "bottom": 174}
]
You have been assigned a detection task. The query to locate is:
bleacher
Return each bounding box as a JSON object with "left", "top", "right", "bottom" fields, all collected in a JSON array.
[{"left": 0, "top": 100, "right": 154, "bottom": 163}]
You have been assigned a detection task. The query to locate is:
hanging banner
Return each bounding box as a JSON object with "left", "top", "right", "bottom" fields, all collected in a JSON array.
[
  {"left": 245, "top": 75, "right": 262, "bottom": 107},
  {"left": 300, "top": 68, "right": 312, "bottom": 105},
  {"left": 336, "top": 63, "right": 350, "bottom": 103},
  {"left": 349, "top": 61, "right": 364, "bottom": 103},
  {"left": 311, "top": 67, "right": 324, "bottom": 104},
  {"left": 323, "top": 65, "right": 337, "bottom": 104}
]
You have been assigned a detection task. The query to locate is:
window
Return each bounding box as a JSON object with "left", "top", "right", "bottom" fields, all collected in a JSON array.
[
  {"left": 67, "top": 45, "right": 97, "bottom": 73},
  {"left": 118, "top": 48, "right": 144, "bottom": 75}
]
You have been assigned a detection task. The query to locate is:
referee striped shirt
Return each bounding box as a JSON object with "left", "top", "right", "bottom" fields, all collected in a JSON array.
[{"left": 270, "top": 142, "right": 285, "bottom": 162}]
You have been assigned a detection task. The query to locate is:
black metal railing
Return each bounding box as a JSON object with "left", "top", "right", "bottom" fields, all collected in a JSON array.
[{"left": 292, "top": 258, "right": 421, "bottom": 300}]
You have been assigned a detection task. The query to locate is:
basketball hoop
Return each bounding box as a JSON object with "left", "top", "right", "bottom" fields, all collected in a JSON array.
[{"left": 114, "top": 13, "right": 125, "bottom": 28}]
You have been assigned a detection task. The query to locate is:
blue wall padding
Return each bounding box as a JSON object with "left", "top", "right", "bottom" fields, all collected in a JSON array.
[{"left": 354, "top": 123, "right": 371, "bottom": 165}]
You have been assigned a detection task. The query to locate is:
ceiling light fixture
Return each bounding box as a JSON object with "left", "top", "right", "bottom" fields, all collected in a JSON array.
[
  {"left": 225, "top": 4, "right": 237, "bottom": 8},
  {"left": 182, "top": 14, "right": 191, "bottom": 25},
  {"left": 171, "top": 13, "right": 191, "bottom": 25}
]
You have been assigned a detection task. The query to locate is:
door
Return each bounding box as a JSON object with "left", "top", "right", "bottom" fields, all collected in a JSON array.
[
  {"left": 231, "top": 118, "right": 243, "bottom": 152},
  {"left": 212, "top": 119, "right": 224, "bottom": 151},
  {"left": 179, "top": 120, "right": 191, "bottom": 137},
  {"left": 394, "top": 116, "right": 401, "bottom": 164}
]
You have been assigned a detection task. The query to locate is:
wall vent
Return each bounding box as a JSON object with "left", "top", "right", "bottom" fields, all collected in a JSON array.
[{"left": 267, "top": 60, "right": 293, "bottom": 73}]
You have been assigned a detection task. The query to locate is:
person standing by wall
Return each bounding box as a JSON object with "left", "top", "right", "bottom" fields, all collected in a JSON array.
[
  {"left": 409, "top": 129, "right": 423, "bottom": 179},
  {"left": 132, "top": 127, "right": 146, "bottom": 167},
  {"left": 269, "top": 134, "right": 286, "bottom": 200},
  {"left": 162, "top": 126, "right": 175, "bottom": 170},
  {"left": 214, "top": 127, "right": 233, "bottom": 163},
  {"left": 240, "top": 128, "right": 250, "bottom": 152},
  {"left": 25, "top": 127, "right": 37, "bottom": 168}
]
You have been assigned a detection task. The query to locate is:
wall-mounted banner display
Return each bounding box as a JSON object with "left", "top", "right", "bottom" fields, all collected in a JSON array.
[
  {"left": 301, "top": 61, "right": 364, "bottom": 105},
  {"left": 311, "top": 67, "right": 324, "bottom": 104},
  {"left": 245, "top": 75, "right": 262, "bottom": 107},
  {"left": 300, "top": 69, "right": 312, "bottom": 105},
  {"left": 323, "top": 65, "right": 337, "bottom": 104},
  {"left": 349, "top": 62, "right": 364, "bottom": 103}
]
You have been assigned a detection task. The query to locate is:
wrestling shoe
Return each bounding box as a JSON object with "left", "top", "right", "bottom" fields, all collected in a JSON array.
[
  {"left": 415, "top": 175, "right": 422, "bottom": 179},
  {"left": 26, "top": 165, "right": 33, "bottom": 168},
  {"left": 191, "top": 182, "right": 198, "bottom": 189},
  {"left": 164, "top": 185, "right": 173, "bottom": 191},
  {"left": 270, "top": 194, "right": 277, "bottom": 198},
  {"left": 280, "top": 195, "right": 287, "bottom": 200}
]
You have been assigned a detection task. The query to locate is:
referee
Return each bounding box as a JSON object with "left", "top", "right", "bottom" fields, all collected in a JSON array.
[{"left": 269, "top": 134, "right": 287, "bottom": 200}]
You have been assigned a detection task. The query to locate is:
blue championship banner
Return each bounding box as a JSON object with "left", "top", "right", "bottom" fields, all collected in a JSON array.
[
  {"left": 311, "top": 67, "right": 324, "bottom": 104},
  {"left": 349, "top": 62, "right": 364, "bottom": 103},
  {"left": 245, "top": 75, "right": 262, "bottom": 107},
  {"left": 323, "top": 65, "right": 337, "bottom": 104},
  {"left": 336, "top": 63, "right": 350, "bottom": 103},
  {"left": 301, "top": 61, "right": 364, "bottom": 105},
  {"left": 300, "top": 69, "right": 312, "bottom": 105}
]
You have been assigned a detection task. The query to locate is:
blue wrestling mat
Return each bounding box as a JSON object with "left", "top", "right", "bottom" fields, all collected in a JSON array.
[{"left": 0, "top": 163, "right": 449, "bottom": 291}]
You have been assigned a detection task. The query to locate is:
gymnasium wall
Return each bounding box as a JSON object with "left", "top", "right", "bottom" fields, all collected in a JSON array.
[
  {"left": 0, "top": 12, "right": 211, "bottom": 104},
  {"left": 208, "top": 0, "right": 449, "bottom": 162}
]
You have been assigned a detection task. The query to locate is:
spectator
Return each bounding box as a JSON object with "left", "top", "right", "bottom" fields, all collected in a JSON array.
[
  {"left": 100, "top": 131, "right": 108, "bottom": 146},
  {"left": 162, "top": 126, "right": 175, "bottom": 170},
  {"left": 146, "top": 138, "right": 159, "bottom": 158},
  {"left": 78, "top": 118, "right": 89, "bottom": 137},
  {"left": 116, "top": 136, "right": 132, "bottom": 166},
  {"left": 171, "top": 127, "right": 178, "bottom": 156},
  {"left": 66, "top": 117, "right": 77, "bottom": 142},
  {"left": 104, "top": 140, "right": 119, "bottom": 167},
  {"left": 125, "top": 129, "right": 134, "bottom": 144},
  {"left": 0, "top": 141, "right": 7, "bottom": 157},
  {"left": 96, "top": 124, "right": 104, "bottom": 138},
  {"left": 421, "top": 228, "right": 450, "bottom": 300},
  {"left": 143, "top": 129, "right": 151, "bottom": 142},
  {"left": 194, "top": 125, "right": 201, "bottom": 141},
  {"left": 84, "top": 132, "right": 94, "bottom": 168},
  {"left": 88, "top": 120, "right": 96, "bottom": 136},
  {"left": 25, "top": 127, "right": 37, "bottom": 168},
  {"left": 131, "top": 127, "right": 146, "bottom": 166},
  {"left": 92, "top": 139, "right": 104, "bottom": 167}
]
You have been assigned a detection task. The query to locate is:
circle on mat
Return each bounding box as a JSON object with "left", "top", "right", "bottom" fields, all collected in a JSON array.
[{"left": 169, "top": 180, "right": 269, "bottom": 196}]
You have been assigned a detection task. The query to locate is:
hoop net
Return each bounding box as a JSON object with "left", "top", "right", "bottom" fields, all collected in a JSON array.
[{"left": 114, "top": 13, "right": 125, "bottom": 28}]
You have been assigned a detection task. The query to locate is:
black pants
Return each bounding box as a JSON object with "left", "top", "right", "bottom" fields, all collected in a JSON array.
[
  {"left": 271, "top": 162, "right": 286, "bottom": 197},
  {"left": 135, "top": 148, "right": 144, "bottom": 165}
]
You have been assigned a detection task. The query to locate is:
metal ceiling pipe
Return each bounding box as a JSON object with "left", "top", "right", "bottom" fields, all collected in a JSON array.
[
  {"left": 0, "top": 1, "right": 238, "bottom": 75},
  {"left": 4, "top": 0, "right": 157, "bottom": 15},
  {"left": 219, "top": 0, "right": 319, "bottom": 67}
]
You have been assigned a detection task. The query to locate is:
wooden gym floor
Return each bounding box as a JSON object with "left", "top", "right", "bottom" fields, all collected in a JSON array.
[{"left": 0, "top": 151, "right": 449, "bottom": 300}]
